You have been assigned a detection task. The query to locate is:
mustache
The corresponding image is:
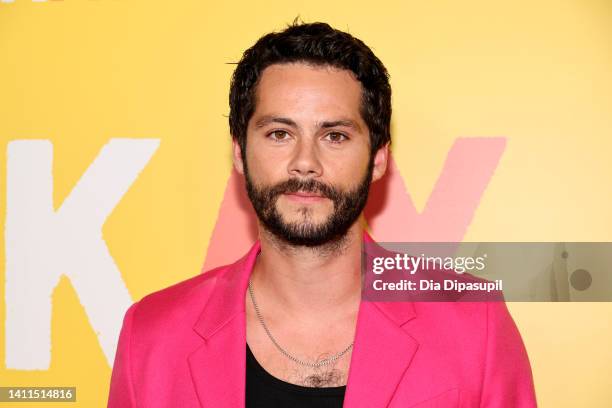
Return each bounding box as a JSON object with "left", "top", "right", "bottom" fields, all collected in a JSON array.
[{"left": 264, "top": 178, "right": 339, "bottom": 201}]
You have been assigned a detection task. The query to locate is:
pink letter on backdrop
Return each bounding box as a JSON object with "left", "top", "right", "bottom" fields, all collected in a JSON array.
[{"left": 203, "top": 137, "right": 506, "bottom": 271}]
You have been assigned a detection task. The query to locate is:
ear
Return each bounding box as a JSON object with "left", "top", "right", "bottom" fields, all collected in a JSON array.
[
  {"left": 371, "top": 142, "right": 389, "bottom": 182},
  {"left": 232, "top": 138, "right": 245, "bottom": 175}
]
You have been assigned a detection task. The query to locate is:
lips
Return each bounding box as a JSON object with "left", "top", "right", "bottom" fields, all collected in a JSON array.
[
  {"left": 283, "top": 191, "right": 326, "bottom": 202},
  {"left": 288, "top": 191, "right": 323, "bottom": 197}
]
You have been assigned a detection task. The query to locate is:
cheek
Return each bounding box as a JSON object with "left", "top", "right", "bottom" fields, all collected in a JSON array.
[
  {"left": 325, "top": 150, "right": 370, "bottom": 184},
  {"left": 245, "top": 145, "right": 286, "bottom": 183}
]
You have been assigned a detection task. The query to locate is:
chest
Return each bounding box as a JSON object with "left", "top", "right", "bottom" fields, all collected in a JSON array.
[{"left": 246, "top": 312, "right": 353, "bottom": 387}]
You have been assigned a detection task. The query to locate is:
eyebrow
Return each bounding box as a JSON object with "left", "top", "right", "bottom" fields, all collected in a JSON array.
[
  {"left": 319, "top": 120, "right": 361, "bottom": 131},
  {"left": 253, "top": 116, "right": 362, "bottom": 132},
  {"left": 253, "top": 116, "right": 298, "bottom": 129}
]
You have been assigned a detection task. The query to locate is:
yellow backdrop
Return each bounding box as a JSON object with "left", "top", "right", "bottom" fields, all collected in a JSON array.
[{"left": 1, "top": 0, "right": 611, "bottom": 406}]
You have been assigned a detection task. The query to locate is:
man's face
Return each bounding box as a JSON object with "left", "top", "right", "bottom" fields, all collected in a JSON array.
[{"left": 234, "top": 62, "right": 387, "bottom": 246}]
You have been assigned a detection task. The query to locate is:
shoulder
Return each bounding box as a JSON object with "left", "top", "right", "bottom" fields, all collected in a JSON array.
[
  {"left": 126, "top": 262, "right": 232, "bottom": 332},
  {"left": 412, "top": 299, "right": 517, "bottom": 334},
  {"left": 406, "top": 299, "right": 522, "bottom": 357}
]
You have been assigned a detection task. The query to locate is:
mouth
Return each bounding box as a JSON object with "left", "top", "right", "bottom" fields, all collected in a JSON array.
[{"left": 283, "top": 191, "right": 327, "bottom": 203}]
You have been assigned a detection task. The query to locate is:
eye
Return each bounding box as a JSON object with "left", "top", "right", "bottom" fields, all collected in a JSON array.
[
  {"left": 268, "top": 130, "right": 291, "bottom": 142},
  {"left": 324, "top": 132, "right": 348, "bottom": 144}
]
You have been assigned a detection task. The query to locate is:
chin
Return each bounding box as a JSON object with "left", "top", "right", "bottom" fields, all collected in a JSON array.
[
  {"left": 277, "top": 205, "right": 330, "bottom": 222},
  {"left": 280, "top": 213, "right": 331, "bottom": 227}
]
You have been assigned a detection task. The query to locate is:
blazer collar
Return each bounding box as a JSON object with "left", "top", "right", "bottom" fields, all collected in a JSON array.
[
  {"left": 192, "top": 240, "right": 261, "bottom": 340},
  {"left": 188, "top": 231, "right": 419, "bottom": 408}
]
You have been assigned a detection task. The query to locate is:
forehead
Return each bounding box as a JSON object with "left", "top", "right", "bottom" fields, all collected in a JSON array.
[{"left": 252, "top": 63, "right": 363, "bottom": 119}]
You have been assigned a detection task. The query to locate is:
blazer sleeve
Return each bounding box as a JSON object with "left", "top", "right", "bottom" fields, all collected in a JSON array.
[
  {"left": 480, "top": 301, "right": 538, "bottom": 407},
  {"left": 107, "top": 302, "right": 139, "bottom": 408}
]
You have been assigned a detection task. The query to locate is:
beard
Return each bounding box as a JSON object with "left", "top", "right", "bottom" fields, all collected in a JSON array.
[{"left": 243, "top": 157, "right": 374, "bottom": 247}]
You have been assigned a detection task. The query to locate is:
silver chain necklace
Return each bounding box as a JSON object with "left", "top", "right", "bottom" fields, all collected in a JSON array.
[{"left": 247, "top": 278, "right": 354, "bottom": 368}]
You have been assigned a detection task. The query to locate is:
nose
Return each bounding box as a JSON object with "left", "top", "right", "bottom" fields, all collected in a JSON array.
[{"left": 287, "top": 138, "right": 323, "bottom": 178}]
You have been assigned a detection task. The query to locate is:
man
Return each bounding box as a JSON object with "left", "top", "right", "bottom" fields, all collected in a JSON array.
[{"left": 108, "top": 22, "right": 537, "bottom": 407}]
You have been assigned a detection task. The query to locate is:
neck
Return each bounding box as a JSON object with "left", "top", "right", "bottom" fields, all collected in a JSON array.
[{"left": 250, "top": 221, "right": 364, "bottom": 322}]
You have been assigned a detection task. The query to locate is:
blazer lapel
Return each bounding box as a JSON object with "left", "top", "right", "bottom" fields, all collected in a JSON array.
[
  {"left": 343, "top": 300, "right": 419, "bottom": 408},
  {"left": 344, "top": 232, "right": 421, "bottom": 407},
  {"left": 188, "top": 313, "right": 246, "bottom": 408},
  {"left": 188, "top": 242, "right": 261, "bottom": 408}
]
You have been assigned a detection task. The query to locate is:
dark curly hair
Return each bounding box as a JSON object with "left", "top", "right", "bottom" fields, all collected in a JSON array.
[{"left": 229, "top": 21, "right": 392, "bottom": 157}]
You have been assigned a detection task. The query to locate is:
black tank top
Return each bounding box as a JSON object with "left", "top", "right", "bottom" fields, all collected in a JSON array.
[{"left": 245, "top": 343, "right": 346, "bottom": 407}]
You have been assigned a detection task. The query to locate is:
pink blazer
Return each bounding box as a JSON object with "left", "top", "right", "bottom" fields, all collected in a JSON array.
[{"left": 108, "top": 236, "right": 537, "bottom": 407}]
